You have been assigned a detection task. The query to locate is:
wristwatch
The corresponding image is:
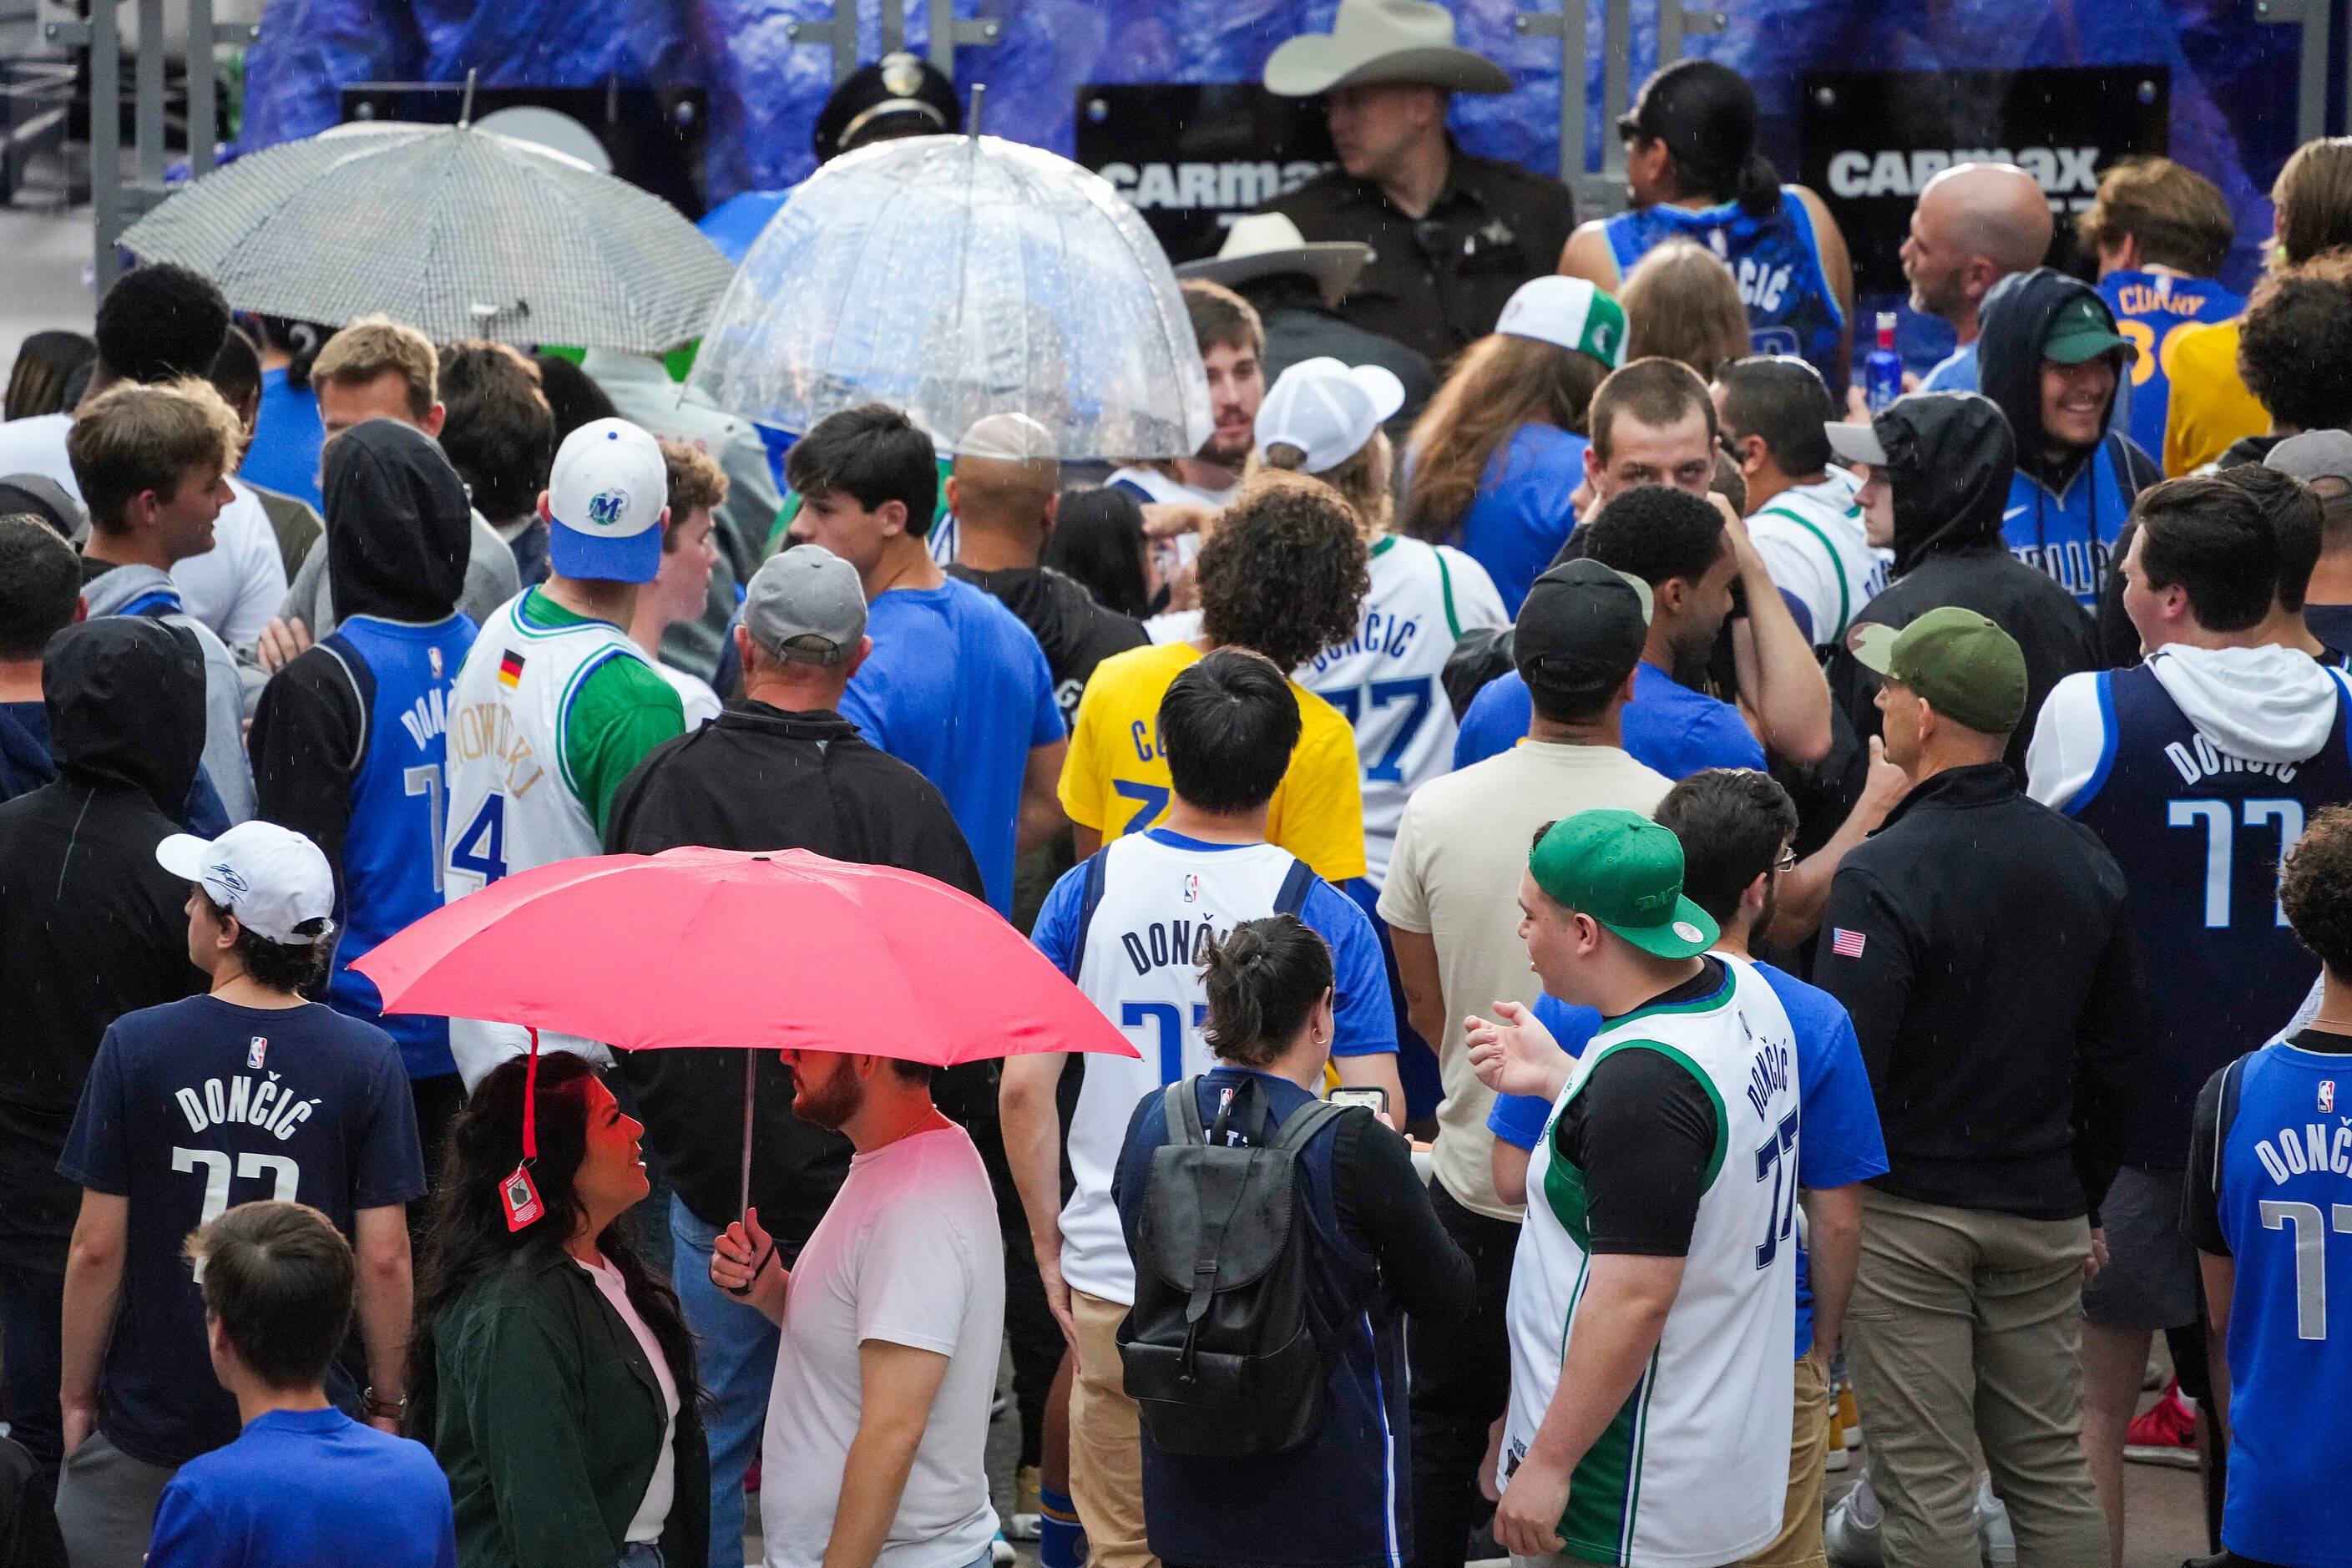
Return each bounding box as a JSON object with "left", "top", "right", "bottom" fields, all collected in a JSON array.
[{"left": 364, "top": 1386, "right": 407, "bottom": 1421}]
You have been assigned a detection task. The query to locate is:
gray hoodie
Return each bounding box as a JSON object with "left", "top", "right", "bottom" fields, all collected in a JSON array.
[{"left": 81, "top": 564, "right": 255, "bottom": 822}]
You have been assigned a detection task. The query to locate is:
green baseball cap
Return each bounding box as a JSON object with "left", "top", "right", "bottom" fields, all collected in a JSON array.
[
  {"left": 2041, "top": 294, "right": 2138, "bottom": 366},
  {"left": 1528, "top": 809, "right": 1719, "bottom": 960},
  {"left": 1849, "top": 605, "right": 2028, "bottom": 735}
]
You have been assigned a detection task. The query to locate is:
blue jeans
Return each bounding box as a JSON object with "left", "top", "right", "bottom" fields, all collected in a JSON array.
[
  {"left": 670, "top": 1195, "right": 781, "bottom": 1568},
  {"left": 617, "top": 1544, "right": 665, "bottom": 1568}
]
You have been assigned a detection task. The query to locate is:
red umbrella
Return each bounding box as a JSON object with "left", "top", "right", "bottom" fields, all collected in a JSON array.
[
  {"left": 353, "top": 845, "right": 1136, "bottom": 1063},
  {"left": 352, "top": 847, "right": 1136, "bottom": 1223}
]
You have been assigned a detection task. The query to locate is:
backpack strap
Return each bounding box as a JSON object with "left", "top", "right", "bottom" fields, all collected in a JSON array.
[
  {"left": 1273, "top": 857, "right": 1317, "bottom": 918},
  {"left": 1165, "top": 1080, "right": 1207, "bottom": 1147},
  {"left": 1060, "top": 849, "right": 1111, "bottom": 983},
  {"left": 1273, "top": 1096, "right": 1346, "bottom": 1153},
  {"left": 2213, "top": 1053, "right": 2251, "bottom": 1197}
]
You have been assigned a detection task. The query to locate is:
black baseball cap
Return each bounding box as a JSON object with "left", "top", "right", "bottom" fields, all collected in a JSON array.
[
  {"left": 812, "top": 52, "right": 961, "bottom": 164},
  {"left": 1514, "top": 559, "right": 1652, "bottom": 701}
]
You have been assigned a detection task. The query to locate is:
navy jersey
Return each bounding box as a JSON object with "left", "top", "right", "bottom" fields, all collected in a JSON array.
[
  {"left": 321, "top": 613, "right": 475, "bottom": 1079},
  {"left": 2196, "top": 1038, "right": 2352, "bottom": 1568},
  {"left": 2063, "top": 665, "right": 2352, "bottom": 1165},
  {"left": 2003, "top": 434, "right": 2143, "bottom": 608},
  {"left": 1604, "top": 189, "right": 1845, "bottom": 387}
]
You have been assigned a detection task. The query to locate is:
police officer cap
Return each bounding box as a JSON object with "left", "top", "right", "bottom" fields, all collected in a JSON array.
[{"left": 812, "top": 52, "right": 962, "bottom": 164}]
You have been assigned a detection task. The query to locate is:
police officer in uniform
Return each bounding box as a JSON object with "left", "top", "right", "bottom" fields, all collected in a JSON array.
[{"left": 1258, "top": 0, "right": 1576, "bottom": 367}]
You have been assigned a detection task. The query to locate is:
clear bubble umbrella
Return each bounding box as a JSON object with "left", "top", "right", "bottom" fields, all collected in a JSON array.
[
  {"left": 687, "top": 128, "right": 1212, "bottom": 460},
  {"left": 119, "top": 120, "right": 730, "bottom": 352}
]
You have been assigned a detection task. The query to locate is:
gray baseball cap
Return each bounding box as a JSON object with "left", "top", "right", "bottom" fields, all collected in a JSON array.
[
  {"left": 2267, "top": 430, "right": 2352, "bottom": 511},
  {"left": 743, "top": 544, "right": 867, "bottom": 665}
]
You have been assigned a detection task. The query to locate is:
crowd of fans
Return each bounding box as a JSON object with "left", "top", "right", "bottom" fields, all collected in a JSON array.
[{"left": 0, "top": 5, "right": 2349, "bottom": 1568}]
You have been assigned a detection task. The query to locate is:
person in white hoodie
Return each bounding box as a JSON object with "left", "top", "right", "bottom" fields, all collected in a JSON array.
[{"left": 2027, "top": 475, "right": 2352, "bottom": 1564}]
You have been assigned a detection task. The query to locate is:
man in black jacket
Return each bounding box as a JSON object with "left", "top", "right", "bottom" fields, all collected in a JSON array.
[
  {"left": 1815, "top": 607, "right": 2139, "bottom": 1568},
  {"left": 0, "top": 617, "right": 207, "bottom": 1481},
  {"left": 1824, "top": 393, "right": 2099, "bottom": 785},
  {"left": 603, "top": 543, "right": 981, "bottom": 1568}
]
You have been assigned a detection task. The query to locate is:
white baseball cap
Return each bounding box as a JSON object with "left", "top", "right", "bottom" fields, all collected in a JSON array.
[
  {"left": 1254, "top": 357, "right": 1405, "bottom": 476},
  {"left": 1495, "top": 276, "right": 1628, "bottom": 369},
  {"left": 547, "top": 417, "right": 670, "bottom": 584},
  {"left": 157, "top": 821, "right": 336, "bottom": 945}
]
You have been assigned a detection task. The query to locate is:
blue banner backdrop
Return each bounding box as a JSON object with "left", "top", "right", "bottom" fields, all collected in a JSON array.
[{"left": 241, "top": 0, "right": 2304, "bottom": 296}]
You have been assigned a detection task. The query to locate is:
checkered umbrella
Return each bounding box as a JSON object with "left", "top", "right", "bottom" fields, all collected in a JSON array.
[
  {"left": 687, "top": 132, "right": 1212, "bottom": 460},
  {"left": 120, "top": 122, "right": 730, "bottom": 352}
]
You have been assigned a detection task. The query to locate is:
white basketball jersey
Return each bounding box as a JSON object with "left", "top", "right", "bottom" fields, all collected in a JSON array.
[
  {"left": 1056, "top": 831, "right": 1317, "bottom": 1308},
  {"left": 1500, "top": 958, "right": 1798, "bottom": 1568},
  {"left": 1747, "top": 469, "right": 1890, "bottom": 650},
  {"left": 1299, "top": 537, "right": 1507, "bottom": 888},
  {"left": 442, "top": 591, "right": 654, "bottom": 1085}
]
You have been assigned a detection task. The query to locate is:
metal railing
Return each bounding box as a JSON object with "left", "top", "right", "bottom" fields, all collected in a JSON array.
[
  {"left": 44, "top": 0, "right": 258, "bottom": 286},
  {"left": 786, "top": 0, "right": 1004, "bottom": 84}
]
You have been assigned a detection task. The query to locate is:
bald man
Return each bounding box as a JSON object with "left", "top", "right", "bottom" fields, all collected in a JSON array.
[
  {"left": 1901, "top": 163, "right": 2056, "bottom": 393},
  {"left": 944, "top": 417, "right": 1146, "bottom": 734}
]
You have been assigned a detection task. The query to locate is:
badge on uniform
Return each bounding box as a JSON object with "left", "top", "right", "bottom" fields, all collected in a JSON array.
[
  {"left": 1182, "top": 873, "right": 1200, "bottom": 903},
  {"left": 247, "top": 1036, "right": 268, "bottom": 1070},
  {"left": 500, "top": 1163, "right": 544, "bottom": 1231},
  {"left": 2323, "top": 1081, "right": 2337, "bottom": 1114}
]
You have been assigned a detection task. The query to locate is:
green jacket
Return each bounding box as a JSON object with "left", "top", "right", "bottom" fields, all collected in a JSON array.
[{"left": 428, "top": 1248, "right": 709, "bottom": 1568}]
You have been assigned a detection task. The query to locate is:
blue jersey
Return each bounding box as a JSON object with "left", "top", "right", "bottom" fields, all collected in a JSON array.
[
  {"left": 2202, "top": 1038, "right": 2352, "bottom": 1568},
  {"left": 2099, "top": 271, "right": 2245, "bottom": 464},
  {"left": 2064, "top": 665, "right": 2352, "bottom": 1166},
  {"left": 2003, "top": 433, "right": 2142, "bottom": 608},
  {"left": 321, "top": 613, "right": 476, "bottom": 1080},
  {"left": 1604, "top": 189, "right": 1846, "bottom": 387}
]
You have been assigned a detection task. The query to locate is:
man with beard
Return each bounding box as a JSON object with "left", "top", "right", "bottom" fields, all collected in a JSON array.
[
  {"left": 711, "top": 1042, "right": 1004, "bottom": 1568},
  {"left": 1106, "top": 282, "right": 1267, "bottom": 523},
  {"left": 1903, "top": 164, "right": 2056, "bottom": 395}
]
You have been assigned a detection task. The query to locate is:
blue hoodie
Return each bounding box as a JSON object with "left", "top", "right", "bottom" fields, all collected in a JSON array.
[{"left": 1977, "top": 268, "right": 2162, "bottom": 609}]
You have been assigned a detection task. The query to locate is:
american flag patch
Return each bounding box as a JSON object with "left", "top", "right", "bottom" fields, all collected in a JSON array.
[{"left": 1830, "top": 928, "right": 1868, "bottom": 959}]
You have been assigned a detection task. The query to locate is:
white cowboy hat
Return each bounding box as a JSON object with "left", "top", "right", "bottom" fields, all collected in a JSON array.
[
  {"left": 1175, "top": 213, "right": 1374, "bottom": 306},
  {"left": 1263, "top": 0, "right": 1515, "bottom": 98}
]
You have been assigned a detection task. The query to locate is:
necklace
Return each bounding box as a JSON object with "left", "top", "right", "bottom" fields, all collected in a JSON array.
[{"left": 2302, "top": 1016, "right": 2352, "bottom": 1033}]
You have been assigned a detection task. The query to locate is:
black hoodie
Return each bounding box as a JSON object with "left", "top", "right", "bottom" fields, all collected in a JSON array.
[
  {"left": 0, "top": 618, "right": 207, "bottom": 1260},
  {"left": 1825, "top": 392, "right": 2099, "bottom": 783},
  {"left": 250, "top": 422, "right": 473, "bottom": 876}
]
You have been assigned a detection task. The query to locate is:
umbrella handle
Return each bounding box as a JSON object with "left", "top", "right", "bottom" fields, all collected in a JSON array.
[
  {"left": 721, "top": 1239, "right": 777, "bottom": 1298},
  {"left": 739, "top": 1049, "right": 756, "bottom": 1218}
]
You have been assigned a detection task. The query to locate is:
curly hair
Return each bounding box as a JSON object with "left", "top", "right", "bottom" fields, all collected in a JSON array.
[
  {"left": 2283, "top": 804, "right": 2352, "bottom": 976},
  {"left": 1197, "top": 471, "right": 1368, "bottom": 672},
  {"left": 2238, "top": 274, "right": 2352, "bottom": 434}
]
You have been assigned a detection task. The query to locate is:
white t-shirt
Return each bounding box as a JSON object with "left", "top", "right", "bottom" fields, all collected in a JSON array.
[
  {"left": 1378, "top": 739, "right": 1672, "bottom": 1219},
  {"left": 655, "top": 660, "right": 722, "bottom": 728},
  {"left": 172, "top": 478, "right": 289, "bottom": 649},
  {"left": 761, "top": 1125, "right": 1004, "bottom": 1568},
  {"left": 578, "top": 1256, "right": 680, "bottom": 1545},
  {"left": 0, "top": 412, "right": 286, "bottom": 647}
]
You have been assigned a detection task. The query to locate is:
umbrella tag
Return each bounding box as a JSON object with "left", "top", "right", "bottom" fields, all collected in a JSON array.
[{"left": 500, "top": 1162, "right": 545, "bottom": 1231}]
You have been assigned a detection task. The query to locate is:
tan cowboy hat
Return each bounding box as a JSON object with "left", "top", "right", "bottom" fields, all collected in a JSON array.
[
  {"left": 1175, "top": 213, "right": 1373, "bottom": 306},
  {"left": 1263, "top": 0, "right": 1514, "bottom": 98}
]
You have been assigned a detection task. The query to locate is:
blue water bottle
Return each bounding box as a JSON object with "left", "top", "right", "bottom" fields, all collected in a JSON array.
[{"left": 1864, "top": 311, "right": 1903, "bottom": 414}]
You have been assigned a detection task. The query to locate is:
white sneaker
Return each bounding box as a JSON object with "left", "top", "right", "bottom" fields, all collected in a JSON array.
[
  {"left": 1822, "top": 1467, "right": 1884, "bottom": 1568},
  {"left": 1975, "top": 1475, "right": 2016, "bottom": 1568}
]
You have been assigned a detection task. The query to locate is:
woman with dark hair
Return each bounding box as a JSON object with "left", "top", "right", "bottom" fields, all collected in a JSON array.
[
  {"left": 1558, "top": 58, "right": 1854, "bottom": 390},
  {"left": 413, "top": 1051, "right": 706, "bottom": 1568},
  {"left": 238, "top": 316, "right": 334, "bottom": 510},
  {"left": 1042, "top": 486, "right": 1163, "bottom": 619},
  {"left": 4, "top": 330, "right": 96, "bottom": 421},
  {"left": 1111, "top": 914, "right": 1472, "bottom": 1568},
  {"left": 1402, "top": 276, "right": 1624, "bottom": 614},
  {"left": 533, "top": 353, "right": 623, "bottom": 443}
]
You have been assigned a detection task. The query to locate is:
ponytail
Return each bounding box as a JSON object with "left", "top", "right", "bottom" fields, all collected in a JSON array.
[
  {"left": 260, "top": 316, "right": 327, "bottom": 392},
  {"left": 1734, "top": 149, "right": 1779, "bottom": 218},
  {"left": 1200, "top": 915, "right": 1333, "bottom": 1068},
  {"left": 1628, "top": 59, "right": 1774, "bottom": 213}
]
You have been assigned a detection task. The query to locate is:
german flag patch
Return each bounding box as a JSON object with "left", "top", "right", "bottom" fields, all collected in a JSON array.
[{"left": 498, "top": 650, "right": 525, "bottom": 689}]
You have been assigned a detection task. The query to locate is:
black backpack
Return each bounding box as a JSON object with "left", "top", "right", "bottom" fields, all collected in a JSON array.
[{"left": 1117, "top": 1074, "right": 1345, "bottom": 1458}]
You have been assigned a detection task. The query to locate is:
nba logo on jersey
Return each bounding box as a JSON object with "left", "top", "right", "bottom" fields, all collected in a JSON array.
[
  {"left": 246, "top": 1035, "right": 267, "bottom": 1070},
  {"left": 429, "top": 646, "right": 443, "bottom": 680},
  {"left": 1181, "top": 874, "right": 1200, "bottom": 903},
  {"left": 2322, "top": 1080, "right": 2336, "bottom": 1114}
]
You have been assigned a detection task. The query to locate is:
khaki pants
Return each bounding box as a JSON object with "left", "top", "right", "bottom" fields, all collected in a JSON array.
[
  {"left": 1845, "top": 1189, "right": 2107, "bottom": 1568},
  {"left": 1740, "top": 1350, "right": 1830, "bottom": 1568},
  {"left": 1070, "top": 1287, "right": 1159, "bottom": 1568}
]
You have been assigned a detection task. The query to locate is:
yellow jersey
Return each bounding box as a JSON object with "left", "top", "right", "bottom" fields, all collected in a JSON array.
[
  {"left": 2162, "top": 318, "right": 2267, "bottom": 477},
  {"left": 1058, "top": 640, "right": 1368, "bottom": 884}
]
